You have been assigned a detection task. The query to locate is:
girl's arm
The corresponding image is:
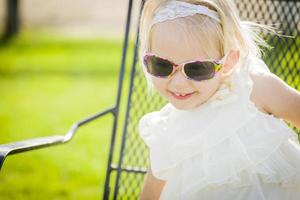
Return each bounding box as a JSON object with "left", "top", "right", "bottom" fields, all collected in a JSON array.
[
  {"left": 139, "top": 164, "right": 166, "bottom": 200},
  {"left": 250, "top": 71, "right": 300, "bottom": 129}
]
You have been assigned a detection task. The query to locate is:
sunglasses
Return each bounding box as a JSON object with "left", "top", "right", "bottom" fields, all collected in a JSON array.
[{"left": 143, "top": 52, "right": 225, "bottom": 81}]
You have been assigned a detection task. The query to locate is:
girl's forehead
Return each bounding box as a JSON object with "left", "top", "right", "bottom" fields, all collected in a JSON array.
[{"left": 149, "top": 19, "right": 222, "bottom": 63}]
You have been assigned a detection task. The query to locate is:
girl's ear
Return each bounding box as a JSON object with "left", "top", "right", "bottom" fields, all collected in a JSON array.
[{"left": 220, "top": 50, "right": 240, "bottom": 77}]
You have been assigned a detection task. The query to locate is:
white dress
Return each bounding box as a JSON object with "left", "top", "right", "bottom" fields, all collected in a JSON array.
[{"left": 138, "top": 56, "right": 300, "bottom": 200}]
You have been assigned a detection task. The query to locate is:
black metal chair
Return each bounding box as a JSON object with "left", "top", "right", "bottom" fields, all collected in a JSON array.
[{"left": 0, "top": 0, "right": 299, "bottom": 199}]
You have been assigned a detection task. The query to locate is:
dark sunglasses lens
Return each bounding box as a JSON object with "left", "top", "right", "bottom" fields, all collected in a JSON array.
[
  {"left": 184, "top": 61, "right": 216, "bottom": 81},
  {"left": 145, "top": 56, "right": 173, "bottom": 77}
]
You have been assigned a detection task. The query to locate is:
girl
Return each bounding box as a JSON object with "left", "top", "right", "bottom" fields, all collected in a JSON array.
[{"left": 138, "top": 0, "right": 300, "bottom": 199}]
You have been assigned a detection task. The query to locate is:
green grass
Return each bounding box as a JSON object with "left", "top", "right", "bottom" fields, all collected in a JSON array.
[{"left": 0, "top": 32, "right": 134, "bottom": 199}]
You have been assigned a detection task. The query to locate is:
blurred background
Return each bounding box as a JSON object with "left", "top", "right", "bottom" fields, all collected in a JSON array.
[
  {"left": 0, "top": 0, "right": 140, "bottom": 37},
  {"left": 0, "top": 0, "right": 140, "bottom": 199}
]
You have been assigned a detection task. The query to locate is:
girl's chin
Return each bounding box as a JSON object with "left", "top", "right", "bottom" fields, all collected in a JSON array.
[
  {"left": 168, "top": 97, "right": 208, "bottom": 110},
  {"left": 169, "top": 102, "right": 198, "bottom": 110}
]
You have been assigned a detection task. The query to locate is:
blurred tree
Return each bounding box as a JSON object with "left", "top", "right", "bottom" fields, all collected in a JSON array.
[{"left": 2, "top": 0, "right": 20, "bottom": 41}]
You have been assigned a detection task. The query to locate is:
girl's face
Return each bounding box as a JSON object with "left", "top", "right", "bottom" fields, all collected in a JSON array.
[{"left": 148, "top": 21, "right": 239, "bottom": 110}]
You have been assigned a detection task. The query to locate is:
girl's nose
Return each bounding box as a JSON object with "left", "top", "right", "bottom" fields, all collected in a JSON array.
[{"left": 168, "top": 69, "right": 189, "bottom": 87}]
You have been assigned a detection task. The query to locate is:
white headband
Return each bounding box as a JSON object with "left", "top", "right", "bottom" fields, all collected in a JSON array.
[{"left": 151, "top": 0, "right": 221, "bottom": 27}]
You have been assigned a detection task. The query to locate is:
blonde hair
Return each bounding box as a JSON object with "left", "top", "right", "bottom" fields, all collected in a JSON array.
[{"left": 138, "top": 0, "right": 274, "bottom": 91}]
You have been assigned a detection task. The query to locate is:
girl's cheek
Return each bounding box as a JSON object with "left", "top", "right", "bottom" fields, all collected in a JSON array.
[
  {"left": 190, "top": 81, "right": 206, "bottom": 91},
  {"left": 192, "top": 78, "right": 221, "bottom": 95},
  {"left": 151, "top": 78, "right": 172, "bottom": 99},
  {"left": 152, "top": 77, "right": 168, "bottom": 90}
]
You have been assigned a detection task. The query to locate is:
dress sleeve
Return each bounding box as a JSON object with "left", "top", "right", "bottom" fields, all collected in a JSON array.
[
  {"left": 247, "top": 57, "right": 271, "bottom": 74},
  {"left": 138, "top": 112, "right": 156, "bottom": 147},
  {"left": 138, "top": 103, "right": 172, "bottom": 147}
]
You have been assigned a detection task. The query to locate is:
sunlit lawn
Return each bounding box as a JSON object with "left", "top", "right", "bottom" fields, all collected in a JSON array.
[{"left": 0, "top": 32, "right": 133, "bottom": 199}]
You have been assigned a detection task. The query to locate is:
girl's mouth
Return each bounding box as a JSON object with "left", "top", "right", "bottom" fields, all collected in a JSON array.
[{"left": 169, "top": 91, "right": 196, "bottom": 100}]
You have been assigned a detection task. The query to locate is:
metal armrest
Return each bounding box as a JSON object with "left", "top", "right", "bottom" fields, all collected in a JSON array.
[{"left": 0, "top": 107, "right": 115, "bottom": 171}]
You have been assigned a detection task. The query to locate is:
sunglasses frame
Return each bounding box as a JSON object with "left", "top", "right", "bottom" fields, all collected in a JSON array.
[{"left": 143, "top": 52, "right": 226, "bottom": 81}]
